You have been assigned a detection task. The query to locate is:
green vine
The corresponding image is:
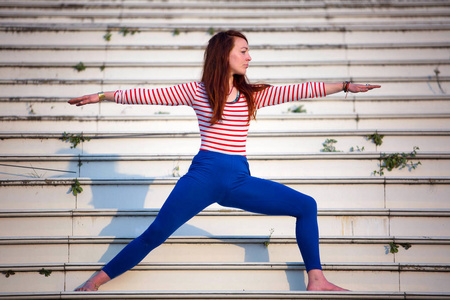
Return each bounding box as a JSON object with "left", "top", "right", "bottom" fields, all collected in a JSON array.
[
  {"left": 2, "top": 270, "right": 15, "bottom": 278},
  {"left": 389, "top": 242, "right": 411, "bottom": 254},
  {"left": 349, "top": 146, "right": 365, "bottom": 152},
  {"left": 172, "top": 165, "right": 180, "bottom": 177},
  {"left": 119, "top": 27, "right": 140, "bottom": 37},
  {"left": 374, "top": 146, "right": 421, "bottom": 176},
  {"left": 103, "top": 28, "right": 139, "bottom": 41},
  {"left": 71, "top": 178, "right": 83, "bottom": 196},
  {"left": 288, "top": 105, "right": 306, "bottom": 113},
  {"left": 73, "top": 62, "right": 86, "bottom": 72},
  {"left": 321, "top": 138, "right": 340, "bottom": 152},
  {"left": 61, "top": 132, "right": 91, "bottom": 149},
  {"left": 366, "top": 132, "right": 384, "bottom": 146},
  {"left": 103, "top": 31, "right": 112, "bottom": 41},
  {"left": 39, "top": 268, "right": 52, "bottom": 277},
  {"left": 264, "top": 228, "right": 275, "bottom": 248}
]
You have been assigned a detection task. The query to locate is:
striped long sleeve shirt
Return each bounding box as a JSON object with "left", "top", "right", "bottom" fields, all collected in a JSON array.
[{"left": 114, "top": 81, "right": 326, "bottom": 155}]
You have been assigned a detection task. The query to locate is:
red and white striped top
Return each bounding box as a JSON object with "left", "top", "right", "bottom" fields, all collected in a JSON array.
[{"left": 114, "top": 81, "right": 326, "bottom": 155}]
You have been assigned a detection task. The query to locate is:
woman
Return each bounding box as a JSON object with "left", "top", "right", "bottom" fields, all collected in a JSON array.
[{"left": 69, "top": 30, "right": 380, "bottom": 292}]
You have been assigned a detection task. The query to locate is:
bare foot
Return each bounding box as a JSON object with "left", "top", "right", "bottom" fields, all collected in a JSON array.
[
  {"left": 307, "top": 280, "right": 349, "bottom": 291},
  {"left": 74, "top": 270, "right": 110, "bottom": 292},
  {"left": 306, "top": 269, "right": 350, "bottom": 291},
  {"left": 75, "top": 280, "right": 99, "bottom": 291}
]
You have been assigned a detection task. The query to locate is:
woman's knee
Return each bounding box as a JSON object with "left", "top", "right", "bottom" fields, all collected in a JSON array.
[{"left": 295, "top": 194, "right": 318, "bottom": 217}]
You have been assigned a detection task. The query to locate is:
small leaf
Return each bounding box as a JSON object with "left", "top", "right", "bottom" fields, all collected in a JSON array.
[
  {"left": 321, "top": 138, "right": 340, "bottom": 152},
  {"left": 73, "top": 62, "right": 86, "bottom": 72},
  {"left": 71, "top": 178, "right": 83, "bottom": 196},
  {"left": 389, "top": 242, "right": 399, "bottom": 254},
  {"left": 39, "top": 268, "right": 52, "bottom": 277},
  {"left": 60, "top": 132, "right": 90, "bottom": 149},
  {"left": 3, "top": 270, "right": 15, "bottom": 278},
  {"left": 366, "top": 133, "right": 384, "bottom": 146},
  {"left": 119, "top": 27, "right": 130, "bottom": 36},
  {"left": 103, "top": 31, "right": 112, "bottom": 41},
  {"left": 288, "top": 105, "right": 306, "bottom": 113},
  {"left": 400, "top": 243, "right": 412, "bottom": 250}
]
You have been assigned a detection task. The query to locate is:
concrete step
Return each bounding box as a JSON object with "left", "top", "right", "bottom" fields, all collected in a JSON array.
[
  {"left": 0, "top": 262, "right": 449, "bottom": 293},
  {"left": 4, "top": 95, "right": 450, "bottom": 116},
  {"left": 2, "top": 17, "right": 449, "bottom": 29},
  {"left": 1, "top": 1, "right": 448, "bottom": 15},
  {"left": 1, "top": 113, "right": 450, "bottom": 132},
  {"left": 1, "top": 291, "right": 450, "bottom": 300},
  {"left": 2, "top": 61, "right": 448, "bottom": 81},
  {"left": 1, "top": 235, "right": 448, "bottom": 265},
  {"left": 2, "top": 0, "right": 450, "bottom": 10},
  {"left": 0, "top": 129, "right": 448, "bottom": 154},
  {"left": 2, "top": 43, "right": 449, "bottom": 63},
  {"left": 2, "top": 8, "right": 449, "bottom": 26},
  {"left": 1, "top": 78, "right": 447, "bottom": 98},
  {"left": 0, "top": 152, "right": 444, "bottom": 179},
  {"left": 2, "top": 22, "right": 450, "bottom": 35},
  {"left": 1, "top": 177, "right": 450, "bottom": 211},
  {"left": 0, "top": 208, "right": 448, "bottom": 237},
  {"left": 1, "top": 25, "right": 448, "bottom": 47}
]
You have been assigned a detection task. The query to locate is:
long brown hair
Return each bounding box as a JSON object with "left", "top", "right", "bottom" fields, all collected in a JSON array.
[{"left": 201, "top": 30, "right": 269, "bottom": 124}]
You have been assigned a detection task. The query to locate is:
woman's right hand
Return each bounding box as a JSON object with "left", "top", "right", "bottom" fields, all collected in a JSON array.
[{"left": 68, "top": 93, "right": 100, "bottom": 106}]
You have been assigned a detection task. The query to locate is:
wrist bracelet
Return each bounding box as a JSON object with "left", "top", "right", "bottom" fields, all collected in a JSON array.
[
  {"left": 343, "top": 81, "right": 350, "bottom": 99},
  {"left": 343, "top": 81, "right": 350, "bottom": 92},
  {"left": 98, "top": 92, "right": 105, "bottom": 102}
]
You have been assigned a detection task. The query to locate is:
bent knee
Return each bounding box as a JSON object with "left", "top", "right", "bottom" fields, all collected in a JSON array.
[{"left": 294, "top": 194, "right": 318, "bottom": 217}]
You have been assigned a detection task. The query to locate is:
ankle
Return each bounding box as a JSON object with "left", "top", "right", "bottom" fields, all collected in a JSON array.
[
  {"left": 86, "top": 280, "right": 100, "bottom": 290},
  {"left": 307, "top": 269, "right": 326, "bottom": 282}
]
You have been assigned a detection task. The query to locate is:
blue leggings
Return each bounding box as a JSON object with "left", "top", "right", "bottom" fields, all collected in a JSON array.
[{"left": 103, "top": 150, "right": 321, "bottom": 279}]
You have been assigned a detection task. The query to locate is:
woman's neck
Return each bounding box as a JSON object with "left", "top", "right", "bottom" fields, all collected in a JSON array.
[
  {"left": 228, "top": 76, "right": 234, "bottom": 92},
  {"left": 226, "top": 76, "right": 238, "bottom": 103}
]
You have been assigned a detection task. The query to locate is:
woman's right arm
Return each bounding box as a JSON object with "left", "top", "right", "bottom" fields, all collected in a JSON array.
[
  {"left": 68, "top": 82, "right": 199, "bottom": 107},
  {"left": 68, "top": 91, "right": 114, "bottom": 106}
]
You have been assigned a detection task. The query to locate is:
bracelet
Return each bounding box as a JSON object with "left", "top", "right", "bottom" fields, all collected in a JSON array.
[
  {"left": 342, "top": 81, "right": 351, "bottom": 99},
  {"left": 342, "top": 81, "right": 350, "bottom": 92},
  {"left": 97, "top": 92, "right": 105, "bottom": 102}
]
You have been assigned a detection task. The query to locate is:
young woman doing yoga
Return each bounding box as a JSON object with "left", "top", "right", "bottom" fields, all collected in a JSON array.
[{"left": 69, "top": 30, "right": 380, "bottom": 292}]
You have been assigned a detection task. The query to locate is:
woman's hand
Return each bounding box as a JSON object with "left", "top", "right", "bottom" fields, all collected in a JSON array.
[
  {"left": 324, "top": 82, "right": 381, "bottom": 96},
  {"left": 68, "top": 93, "right": 101, "bottom": 106},
  {"left": 348, "top": 83, "right": 381, "bottom": 94}
]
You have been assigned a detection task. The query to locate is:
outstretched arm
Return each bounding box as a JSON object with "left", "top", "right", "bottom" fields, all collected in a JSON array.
[
  {"left": 325, "top": 82, "right": 381, "bottom": 96},
  {"left": 68, "top": 91, "right": 114, "bottom": 106},
  {"left": 68, "top": 82, "right": 198, "bottom": 107},
  {"left": 255, "top": 81, "right": 381, "bottom": 109}
]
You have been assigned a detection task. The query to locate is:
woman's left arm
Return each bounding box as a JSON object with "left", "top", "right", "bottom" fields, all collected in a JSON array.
[
  {"left": 325, "top": 82, "right": 381, "bottom": 96},
  {"left": 254, "top": 82, "right": 381, "bottom": 109}
]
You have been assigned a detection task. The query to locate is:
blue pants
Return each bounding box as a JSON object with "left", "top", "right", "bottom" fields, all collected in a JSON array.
[{"left": 103, "top": 150, "right": 322, "bottom": 279}]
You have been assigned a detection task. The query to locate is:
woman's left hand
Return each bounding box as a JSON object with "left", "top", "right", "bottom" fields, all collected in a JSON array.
[{"left": 348, "top": 83, "right": 381, "bottom": 93}]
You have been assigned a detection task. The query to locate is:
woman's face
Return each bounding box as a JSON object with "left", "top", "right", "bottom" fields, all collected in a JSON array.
[{"left": 229, "top": 37, "right": 252, "bottom": 76}]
